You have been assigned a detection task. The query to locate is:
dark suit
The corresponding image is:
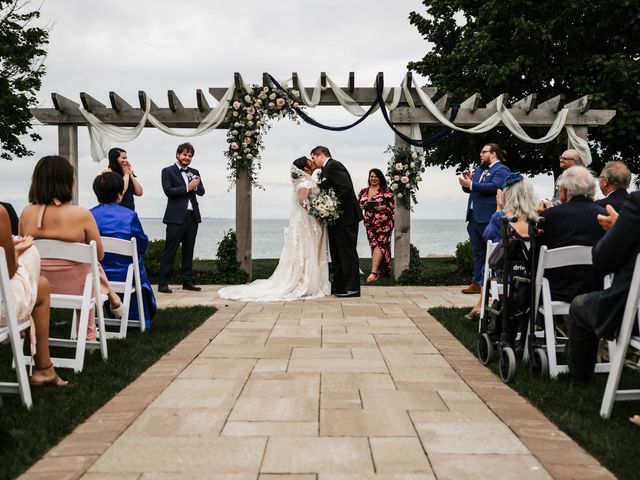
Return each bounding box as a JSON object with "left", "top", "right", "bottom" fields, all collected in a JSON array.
[
  {"left": 319, "top": 158, "right": 364, "bottom": 293},
  {"left": 157, "top": 164, "right": 205, "bottom": 286},
  {"left": 569, "top": 192, "right": 640, "bottom": 380},
  {"left": 539, "top": 196, "right": 606, "bottom": 302},
  {"left": 462, "top": 161, "right": 510, "bottom": 284},
  {"left": 595, "top": 189, "right": 628, "bottom": 212}
]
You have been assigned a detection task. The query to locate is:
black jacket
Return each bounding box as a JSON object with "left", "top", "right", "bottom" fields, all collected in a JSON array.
[
  {"left": 319, "top": 158, "right": 363, "bottom": 227},
  {"left": 161, "top": 164, "right": 205, "bottom": 224},
  {"left": 595, "top": 189, "right": 629, "bottom": 212}
]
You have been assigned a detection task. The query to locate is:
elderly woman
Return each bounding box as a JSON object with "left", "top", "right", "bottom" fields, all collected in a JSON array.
[
  {"left": 19, "top": 155, "right": 124, "bottom": 341},
  {"left": 104, "top": 147, "right": 143, "bottom": 211},
  {"left": 358, "top": 168, "right": 395, "bottom": 282},
  {"left": 465, "top": 172, "right": 539, "bottom": 320},
  {"left": 90, "top": 172, "right": 156, "bottom": 327},
  {"left": 1, "top": 206, "right": 67, "bottom": 386}
]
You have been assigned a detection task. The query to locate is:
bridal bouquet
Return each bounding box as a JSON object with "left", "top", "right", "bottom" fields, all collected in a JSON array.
[{"left": 309, "top": 188, "right": 342, "bottom": 225}]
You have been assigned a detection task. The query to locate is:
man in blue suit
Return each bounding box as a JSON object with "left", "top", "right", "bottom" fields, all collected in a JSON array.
[
  {"left": 459, "top": 143, "right": 511, "bottom": 294},
  {"left": 157, "top": 142, "right": 205, "bottom": 293}
]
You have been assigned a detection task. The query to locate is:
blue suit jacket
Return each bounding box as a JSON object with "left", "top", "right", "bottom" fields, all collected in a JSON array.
[
  {"left": 463, "top": 162, "right": 510, "bottom": 224},
  {"left": 161, "top": 164, "right": 205, "bottom": 224}
]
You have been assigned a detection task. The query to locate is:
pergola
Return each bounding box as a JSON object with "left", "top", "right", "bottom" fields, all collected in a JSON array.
[{"left": 31, "top": 72, "right": 616, "bottom": 278}]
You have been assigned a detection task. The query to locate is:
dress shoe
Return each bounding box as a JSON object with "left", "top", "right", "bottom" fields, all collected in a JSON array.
[
  {"left": 461, "top": 283, "right": 481, "bottom": 294},
  {"left": 182, "top": 283, "right": 201, "bottom": 292},
  {"left": 158, "top": 285, "right": 172, "bottom": 294},
  {"left": 335, "top": 290, "right": 360, "bottom": 298}
]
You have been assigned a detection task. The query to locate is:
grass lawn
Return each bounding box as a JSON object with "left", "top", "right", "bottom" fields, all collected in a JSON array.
[
  {"left": 430, "top": 306, "right": 640, "bottom": 480},
  {"left": 0, "top": 305, "right": 215, "bottom": 480}
]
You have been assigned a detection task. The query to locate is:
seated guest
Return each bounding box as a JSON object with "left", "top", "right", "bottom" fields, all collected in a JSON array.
[
  {"left": 569, "top": 191, "right": 640, "bottom": 381},
  {"left": 0, "top": 201, "right": 19, "bottom": 235},
  {"left": 19, "top": 155, "right": 124, "bottom": 341},
  {"left": 465, "top": 173, "right": 539, "bottom": 320},
  {"left": 0, "top": 206, "right": 67, "bottom": 386},
  {"left": 90, "top": 172, "right": 156, "bottom": 328},
  {"left": 539, "top": 166, "right": 606, "bottom": 302},
  {"left": 357, "top": 168, "right": 395, "bottom": 281},
  {"left": 595, "top": 160, "right": 630, "bottom": 212}
]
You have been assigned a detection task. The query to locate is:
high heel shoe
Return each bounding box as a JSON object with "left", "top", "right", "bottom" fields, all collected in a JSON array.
[
  {"left": 366, "top": 271, "right": 379, "bottom": 283},
  {"left": 464, "top": 309, "right": 480, "bottom": 321}
]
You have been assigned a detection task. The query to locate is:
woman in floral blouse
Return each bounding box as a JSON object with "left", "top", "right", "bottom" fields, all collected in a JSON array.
[{"left": 358, "top": 168, "right": 395, "bottom": 282}]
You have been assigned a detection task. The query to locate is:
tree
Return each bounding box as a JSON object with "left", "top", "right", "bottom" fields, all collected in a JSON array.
[
  {"left": 407, "top": 0, "right": 640, "bottom": 177},
  {"left": 0, "top": 0, "right": 48, "bottom": 161}
]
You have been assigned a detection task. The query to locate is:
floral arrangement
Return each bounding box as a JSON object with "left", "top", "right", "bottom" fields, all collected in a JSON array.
[
  {"left": 308, "top": 188, "right": 342, "bottom": 225},
  {"left": 225, "top": 84, "right": 301, "bottom": 188},
  {"left": 385, "top": 145, "right": 426, "bottom": 210}
]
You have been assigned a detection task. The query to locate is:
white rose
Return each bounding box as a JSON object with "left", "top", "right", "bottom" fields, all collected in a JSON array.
[
  {"left": 269, "top": 93, "right": 277, "bottom": 100},
  {"left": 411, "top": 152, "right": 417, "bottom": 158},
  {"left": 395, "top": 163, "right": 403, "bottom": 171},
  {"left": 244, "top": 95, "right": 251, "bottom": 103},
  {"left": 410, "top": 162, "right": 415, "bottom": 168},
  {"left": 416, "top": 175, "right": 422, "bottom": 182},
  {"left": 398, "top": 193, "right": 403, "bottom": 198},
  {"left": 247, "top": 154, "right": 253, "bottom": 160},
  {"left": 391, "top": 184, "right": 398, "bottom": 190},
  {"left": 232, "top": 111, "right": 238, "bottom": 117},
  {"left": 394, "top": 175, "right": 400, "bottom": 181},
  {"left": 246, "top": 114, "right": 253, "bottom": 121}
]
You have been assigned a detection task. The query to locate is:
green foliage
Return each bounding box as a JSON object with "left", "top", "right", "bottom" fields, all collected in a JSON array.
[
  {"left": 144, "top": 239, "right": 181, "bottom": 279},
  {"left": 430, "top": 306, "right": 640, "bottom": 480},
  {"left": 408, "top": 0, "right": 640, "bottom": 176},
  {"left": 0, "top": 0, "right": 49, "bottom": 161},
  {"left": 213, "top": 229, "right": 249, "bottom": 284},
  {"left": 398, "top": 243, "right": 426, "bottom": 284},
  {"left": 454, "top": 239, "right": 474, "bottom": 275}
]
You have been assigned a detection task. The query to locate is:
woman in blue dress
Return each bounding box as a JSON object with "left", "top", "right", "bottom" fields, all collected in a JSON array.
[{"left": 90, "top": 172, "right": 156, "bottom": 327}]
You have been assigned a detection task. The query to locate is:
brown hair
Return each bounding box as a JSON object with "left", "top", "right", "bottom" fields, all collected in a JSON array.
[
  {"left": 484, "top": 143, "right": 506, "bottom": 161},
  {"left": 176, "top": 142, "right": 195, "bottom": 157},
  {"left": 310, "top": 145, "right": 331, "bottom": 158},
  {"left": 28, "top": 155, "right": 75, "bottom": 204}
]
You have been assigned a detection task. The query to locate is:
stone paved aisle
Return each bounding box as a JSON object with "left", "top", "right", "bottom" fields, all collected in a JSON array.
[{"left": 20, "top": 286, "right": 614, "bottom": 480}]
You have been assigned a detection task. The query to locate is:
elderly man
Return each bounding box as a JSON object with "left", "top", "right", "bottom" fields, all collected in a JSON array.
[
  {"left": 539, "top": 166, "right": 606, "bottom": 302},
  {"left": 539, "top": 148, "right": 583, "bottom": 209},
  {"left": 569, "top": 191, "right": 640, "bottom": 381},
  {"left": 459, "top": 143, "right": 510, "bottom": 294},
  {"left": 595, "top": 160, "right": 630, "bottom": 212}
]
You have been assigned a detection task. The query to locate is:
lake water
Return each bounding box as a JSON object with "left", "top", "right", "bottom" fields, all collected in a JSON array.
[{"left": 140, "top": 218, "right": 468, "bottom": 259}]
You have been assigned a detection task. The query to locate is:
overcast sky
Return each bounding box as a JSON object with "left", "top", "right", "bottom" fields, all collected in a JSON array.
[{"left": 1, "top": 0, "right": 556, "bottom": 219}]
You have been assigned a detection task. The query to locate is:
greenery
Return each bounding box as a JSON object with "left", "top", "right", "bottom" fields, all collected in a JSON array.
[
  {"left": 225, "top": 84, "right": 301, "bottom": 188},
  {"left": 398, "top": 244, "right": 426, "bottom": 284},
  {"left": 429, "top": 306, "right": 640, "bottom": 480},
  {"left": 386, "top": 145, "right": 426, "bottom": 210},
  {"left": 408, "top": 0, "right": 640, "bottom": 176},
  {"left": 212, "top": 230, "right": 249, "bottom": 284},
  {"left": 0, "top": 305, "right": 215, "bottom": 480},
  {"left": 144, "top": 239, "right": 181, "bottom": 279},
  {"left": 0, "top": 0, "right": 49, "bottom": 161},
  {"left": 454, "top": 239, "right": 474, "bottom": 275}
]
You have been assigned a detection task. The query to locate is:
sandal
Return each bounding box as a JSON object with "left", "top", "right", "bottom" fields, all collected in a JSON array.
[
  {"left": 29, "top": 363, "right": 68, "bottom": 387},
  {"left": 366, "top": 271, "right": 379, "bottom": 283}
]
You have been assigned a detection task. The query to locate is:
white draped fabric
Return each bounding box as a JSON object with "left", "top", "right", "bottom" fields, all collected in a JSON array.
[{"left": 79, "top": 73, "right": 592, "bottom": 166}]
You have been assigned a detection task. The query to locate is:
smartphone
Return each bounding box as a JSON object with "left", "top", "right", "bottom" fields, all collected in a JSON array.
[{"left": 366, "top": 201, "right": 378, "bottom": 210}]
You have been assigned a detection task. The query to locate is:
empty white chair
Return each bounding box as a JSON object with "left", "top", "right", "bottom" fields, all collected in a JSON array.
[
  {"left": 533, "top": 245, "right": 611, "bottom": 378},
  {"left": 0, "top": 246, "right": 33, "bottom": 408},
  {"left": 100, "top": 236, "right": 146, "bottom": 339},
  {"left": 33, "top": 239, "right": 108, "bottom": 372},
  {"left": 600, "top": 253, "right": 640, "bottom": 418}
]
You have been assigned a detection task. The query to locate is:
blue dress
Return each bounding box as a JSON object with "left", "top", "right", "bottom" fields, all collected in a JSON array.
[{"left": 90, "top": 203, "right": 156, "bottom": 328}]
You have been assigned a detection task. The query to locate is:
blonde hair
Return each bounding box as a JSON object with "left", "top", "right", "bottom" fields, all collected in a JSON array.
[{"left": 503, "top": 177, "right": 538, "bottom": 218}]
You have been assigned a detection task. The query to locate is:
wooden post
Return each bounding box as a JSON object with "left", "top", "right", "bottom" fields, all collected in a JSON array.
[
  {"left": 393, "top": 125, "right": 412, "bottom": 279},
  {"left": 235, "top": 168, "right": 252, "bottom": 277},
  {"left": 58, "top": 125, "right": 79, "bottom": 204}
]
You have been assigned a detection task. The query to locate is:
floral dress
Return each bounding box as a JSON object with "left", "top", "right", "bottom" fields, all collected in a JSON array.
[{"left": 358, "top": 187, "right": 395, "bottom": 275}]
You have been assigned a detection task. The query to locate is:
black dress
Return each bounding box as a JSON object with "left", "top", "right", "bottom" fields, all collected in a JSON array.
[{"left": 120, "top": 175, "right": 136, "bottom": 211}]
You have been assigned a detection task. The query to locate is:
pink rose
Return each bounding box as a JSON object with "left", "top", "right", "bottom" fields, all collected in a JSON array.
[
  {"left": 232, "top": 101, "right": 241, "bottom": 110},
  {"left": 230, "top": 142, "right": 239, "bottom": 150},
  {"left": 276, "top": 98, "right": 286, "bottom": 109},
  {"left": 401, "top": 176, "right": 409, "bottom": 184},
  {"left": 395, "top": 163, "right": 403, "bottom": 171},
  {"left": 268, "top": 102, "right": 275, "bottom": 109}
]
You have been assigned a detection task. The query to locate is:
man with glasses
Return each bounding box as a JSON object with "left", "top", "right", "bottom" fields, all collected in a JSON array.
[
  {"left": 596, "top": 160, "right": 630, "bottom": 212},
  {"left": 458, "top": 143, "right": 510, "bottom": 294},
  {"left": 539, "top": 149, "right": 583, "bottom": 210}
]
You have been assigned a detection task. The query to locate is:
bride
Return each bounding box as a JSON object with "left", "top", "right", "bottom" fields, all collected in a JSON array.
[{"left": 218, "top": 156, "right": 331, "bottom": 301}]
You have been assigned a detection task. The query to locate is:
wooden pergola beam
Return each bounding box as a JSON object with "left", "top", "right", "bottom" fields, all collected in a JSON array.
[
  {"left": 80, "top": 92, "right": 106, "bottom": 112},
  {"left": 137, "top": 91, "right": 158, "bottom": 111},
  {"left": 109, "top": 92, "right": 134, "bottom": 112},
  {"left": 564, "top": 94, "right": 592, "bottom": 113},
  {"left": 196, "top": 89, "right": 210, "bottom": 112},
  {"left": 167, "top": 90, "right": 183, "bottom": 112},
  {"left": 538, "top": 94, "right": 564, "bottom": 113},
  {"left": 511, "top": 93, "right": 537, "bottom": 113},
  {"left": 52, "top": 93, "right": 79, "bottom": 113}
]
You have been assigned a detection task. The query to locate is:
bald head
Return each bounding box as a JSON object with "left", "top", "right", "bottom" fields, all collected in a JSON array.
[{"left": 559, "top": 149, "right": 582, "bottom": 170}]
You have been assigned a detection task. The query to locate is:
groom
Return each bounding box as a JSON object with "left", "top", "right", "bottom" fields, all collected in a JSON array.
[{"left": 311, "top": 146, "right": 363, "bottom": 297}]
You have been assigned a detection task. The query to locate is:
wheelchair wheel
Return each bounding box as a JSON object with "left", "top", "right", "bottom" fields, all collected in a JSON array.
[
  {"left": 499, "top": 346, "right": 517, "bottom": 383},
  {"left": 531, "top": 348, "right": 548, "bottom": 379},
  {"left": 477, "top": 333, "right": 494, "bottom": 365}
]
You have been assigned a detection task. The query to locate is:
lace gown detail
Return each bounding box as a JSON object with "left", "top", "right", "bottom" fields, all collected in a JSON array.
[{"left": 218, "top": 173, "right": 330, "bottom": 301}]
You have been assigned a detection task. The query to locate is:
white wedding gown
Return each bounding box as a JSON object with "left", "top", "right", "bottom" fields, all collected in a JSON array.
[{"left": 218, "top": 170, "right": 331, "bottom": 301}]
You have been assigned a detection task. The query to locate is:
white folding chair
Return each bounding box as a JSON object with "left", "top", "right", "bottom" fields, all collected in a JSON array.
[
  {"left": 479, "top": 240, "right": 502, "bottom": 324},
  {"left": 100, "top": 236, "right": 146, "bottom": 339},
  {"left": 533, "top": 245, "right": 611, "bottom": 378},
  {"left": 33, "top": 239, "right": 108, "bottom": 372},
  {"left": 600, "top": 253, "right": 640, "bottom": 418},
  {"left": 0, "top": 247, "right": 33, "bottom": 408}
]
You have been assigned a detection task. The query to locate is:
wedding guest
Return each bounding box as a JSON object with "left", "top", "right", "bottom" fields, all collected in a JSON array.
[
  {"left": 459, "top": 143, "right": 511, "bottom": 295},
  {"left": 157, "top": 142, "right": 205, "bottom": 293},
  {"left": 358, "top": 168, "right": 395, "bottom": 281},
  {"left": 595, "top": 160, "right": 630, "bottom": 212},
  {"left": 0, "top": 201, "right": 19, "bottom": 235},
  {"left": 90, "top": 172, "right": 157, "bottom": 328},
  {"left": 538, "top": 148, "right": 583, "bottom": 211},
  {"left": 19, "top": 155, "right": 125, "bottom": 341},
  {"left": 465, "top": 173, "right": 539, "bottom": 320},
  {"left": 104, "top": 147, "right": 143, "bottom": 211},
  {"left": 1, "top": 205, "right": 67, "bottom": 386}
]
